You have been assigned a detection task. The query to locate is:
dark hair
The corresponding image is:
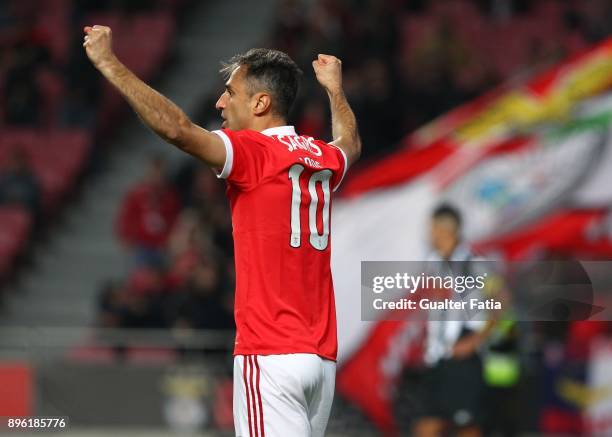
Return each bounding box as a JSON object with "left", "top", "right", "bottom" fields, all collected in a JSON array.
[
  {"left": 432, "top": 203, "right": 462, "bottom": 229},
  {"left": 220, "top": 48, "right": 302, "bottom": 119}
]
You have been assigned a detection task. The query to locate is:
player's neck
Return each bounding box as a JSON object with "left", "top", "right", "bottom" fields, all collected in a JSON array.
[{"left": 249, "top": 116, "right": 289, "bottom": 133}]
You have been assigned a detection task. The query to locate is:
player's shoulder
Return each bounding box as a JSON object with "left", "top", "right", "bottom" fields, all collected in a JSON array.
[
  {"left": 221, "top": 128, "right": 267, "bottom": 142},
  {"left": 223, "top": 127, "right": 302, "bottom": 150}
]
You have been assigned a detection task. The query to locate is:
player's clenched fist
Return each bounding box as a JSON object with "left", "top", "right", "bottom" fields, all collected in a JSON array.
[
  {"left": 312, "top": 54, "right": 342, "bottom": 94},
  {"left": 83, "top": 25, "right": 115, "bottom": 69}
]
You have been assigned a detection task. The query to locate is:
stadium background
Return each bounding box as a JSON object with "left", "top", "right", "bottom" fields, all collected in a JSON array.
[{"left": 1, "top": 0, "right": 612, "bottom": 435}]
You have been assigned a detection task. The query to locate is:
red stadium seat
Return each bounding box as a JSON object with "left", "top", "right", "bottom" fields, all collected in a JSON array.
[{"left": 0, "top": 129, "right": 91, "bottom": 212}]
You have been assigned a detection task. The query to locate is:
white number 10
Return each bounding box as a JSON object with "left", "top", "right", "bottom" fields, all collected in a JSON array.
[{"left": 288, "top": 164, "right": 332, "bottom": 250}]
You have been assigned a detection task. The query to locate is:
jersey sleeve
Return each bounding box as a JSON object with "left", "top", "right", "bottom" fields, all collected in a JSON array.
[
  {"left": 328, "top": 144, "right": 349, "bottom": 192},
  {"left": 212, "top": 129, "right": 273, "bottom": 190}
]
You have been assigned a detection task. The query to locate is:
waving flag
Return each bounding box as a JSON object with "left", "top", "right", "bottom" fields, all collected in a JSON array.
[{"left": 333, "top": 38, "right": 612, "bottom": 434}]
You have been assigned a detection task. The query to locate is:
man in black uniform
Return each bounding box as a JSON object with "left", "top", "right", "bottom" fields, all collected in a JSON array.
[{"left": 412, "top": 204, "right": 493, "bottom": 437}]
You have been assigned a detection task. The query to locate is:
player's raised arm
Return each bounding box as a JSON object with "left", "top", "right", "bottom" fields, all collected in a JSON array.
[
  {"left": 312, "top": 54, "right": 361, "bottom": 167},
  {"left": 82, "top": 25, "right": 225, "bottom": 169}
]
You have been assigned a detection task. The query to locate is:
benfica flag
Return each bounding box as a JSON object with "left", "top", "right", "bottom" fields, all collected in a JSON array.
[{"left": 332, "top": 38, "right": 612, "bottom": 434}]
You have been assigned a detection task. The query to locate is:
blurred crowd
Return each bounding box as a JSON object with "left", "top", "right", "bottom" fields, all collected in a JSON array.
[
  {"left": 203, "top": 0, "right": 612, "bottom": 159},
  {"left": 0, "top": 0, "right": 184, "bottom": 281},
  {"left": 0, "top": 0, "right": 180, "bottom": 129},
  {"left": 98, "top": 156, "right": 234, "bottom": 332}
]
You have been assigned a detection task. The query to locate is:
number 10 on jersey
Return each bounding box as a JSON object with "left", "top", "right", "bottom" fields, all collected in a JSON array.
[{"left": 288, "top": 164, "right": 332, "bottom": 250}]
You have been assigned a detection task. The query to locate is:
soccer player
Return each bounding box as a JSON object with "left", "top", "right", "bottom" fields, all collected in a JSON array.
[{"left": 83, "top": 25, "right": 361, "bottom": 437}]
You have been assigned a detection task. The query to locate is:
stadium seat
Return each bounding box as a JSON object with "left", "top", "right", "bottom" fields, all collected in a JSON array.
[{"left": 0, "top": 129, "right": 91, "bottom": 213}]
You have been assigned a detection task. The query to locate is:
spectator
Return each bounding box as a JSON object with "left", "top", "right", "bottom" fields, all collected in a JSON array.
[
  {"left": 411, "top": 204, "right": 494, "bottom": 437},
  {"left": 483, "top": 319, "right": 522, "bottom": 437},
  {"left": 96, "top": 268, "right": 168, "bottom": 331},
  {"left": 168, "top": 209, "right": 206, "bottom": 259},
  {"left": 116, "top": 156, "right": 180, "bottom": 267},
  {"left": 166, "top": 261, "right": 233, "bottom": 330},
  {"left": 121, "top": 266, "right": 167, "bottom": 328},
  {"left": 0, "top": 147, "right": 41, "bottom": 218},
  {"left": 166, "top": 209, "right": 212, "bottom": 289}
]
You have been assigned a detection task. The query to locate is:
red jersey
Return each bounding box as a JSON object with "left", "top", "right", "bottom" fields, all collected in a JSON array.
[
  {"left": 212, "top": 126, "right": 348, "bottom": 361},
  {"left": 116, "top": 182, "right": 180, "bottom": 249}
]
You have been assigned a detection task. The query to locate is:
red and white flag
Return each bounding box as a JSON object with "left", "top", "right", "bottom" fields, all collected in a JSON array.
[{"left": 332, "top": 38, "right": 612, "bottom": 434}]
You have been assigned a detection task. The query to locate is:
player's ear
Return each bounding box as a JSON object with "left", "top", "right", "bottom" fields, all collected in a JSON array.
[{"left": 252, "top": 92, "right": 272, "bottom": 116}]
